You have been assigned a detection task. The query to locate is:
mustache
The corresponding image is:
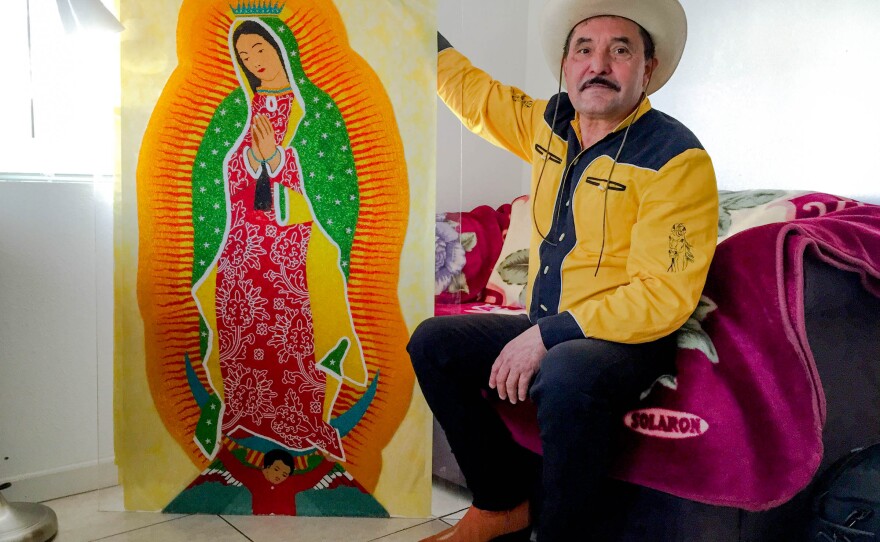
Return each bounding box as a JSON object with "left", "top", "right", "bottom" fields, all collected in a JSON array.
[{"left": 580, "top": 77, "right": 621, "bottom": 92}]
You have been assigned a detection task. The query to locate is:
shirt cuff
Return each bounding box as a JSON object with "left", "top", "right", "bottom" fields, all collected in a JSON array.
[
  {"left": 536, "top": 311, "right": 585, "bottom": 349},
  {"left": 438, "top": 32, "right": 453, "bottom": 52}
]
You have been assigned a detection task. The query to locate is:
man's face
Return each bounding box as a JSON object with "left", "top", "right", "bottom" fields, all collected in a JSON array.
[
  {"left": 262, "top": 460, "right": 292, "bottom": 485},
  {"left": 563, "top": 16, "right": 658, "bottom": 123}
]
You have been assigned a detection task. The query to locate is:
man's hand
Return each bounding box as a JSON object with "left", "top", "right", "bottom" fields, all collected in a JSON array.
[{"left": 489, "top": 325, "right": 547, "bottom": 404}]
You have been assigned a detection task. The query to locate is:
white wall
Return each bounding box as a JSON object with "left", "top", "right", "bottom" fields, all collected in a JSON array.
[
  {"left": 651, "top": 0, "right": 880, "bottom": 203},
  {"left": 436, "top": 0, "right": 533, "bottom": 212},
  {"left": 441, "top": 0, "right": 880, "bottom": 205},
  {"left": 0, "top": 179, "right": 116, "bottom": 502},
  {"left": 0, "top": 0, "right": 119, "bottom": 503}
]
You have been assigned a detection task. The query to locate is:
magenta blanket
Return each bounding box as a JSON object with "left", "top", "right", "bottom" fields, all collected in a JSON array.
[
  {"left": 610, "top": 203, "right": 880, "bottom": 510},
  {"left": 440, "top": 192, "right": 880, "bottom": 510}
]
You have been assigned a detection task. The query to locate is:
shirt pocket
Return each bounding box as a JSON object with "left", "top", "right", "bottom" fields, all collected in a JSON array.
[{"left": 572, "top": 170, "right": 639, "bottom": 256}]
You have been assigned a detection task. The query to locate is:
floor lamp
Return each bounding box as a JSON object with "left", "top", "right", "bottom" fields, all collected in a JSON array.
[{"left": 0, "top": 483, "right": 57, "bottom": 542}]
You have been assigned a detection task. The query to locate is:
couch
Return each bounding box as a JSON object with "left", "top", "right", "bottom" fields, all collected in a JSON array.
[{"left": 431, "top": 190, "right": 880, "bottom": 541}]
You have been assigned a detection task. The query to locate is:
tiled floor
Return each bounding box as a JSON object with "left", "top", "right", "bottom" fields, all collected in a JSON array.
[{"left": 39, "top": 478, "right": 471, "bottom": 542}]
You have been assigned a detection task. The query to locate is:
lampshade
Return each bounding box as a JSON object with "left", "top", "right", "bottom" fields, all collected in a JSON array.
[{"left": 55, "top": 0, "right": 124, "bottom": 33}]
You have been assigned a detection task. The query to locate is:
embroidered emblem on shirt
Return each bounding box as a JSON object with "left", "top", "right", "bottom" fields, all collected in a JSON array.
[
  {"left": 667, "top": 223, "right": 694, "bottom": 272},
  {"left": 511, "top": 93, "right": 534, "bottom": 108}
]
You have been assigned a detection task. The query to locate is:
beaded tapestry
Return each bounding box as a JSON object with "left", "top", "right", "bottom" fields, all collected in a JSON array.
[{"left": 117, "top": 0, "right": 434, "bottom": 517}]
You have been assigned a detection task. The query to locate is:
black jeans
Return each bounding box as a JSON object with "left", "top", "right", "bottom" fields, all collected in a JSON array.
[{"left": 408, "top": 313, "right": 677, "bottom": 541}]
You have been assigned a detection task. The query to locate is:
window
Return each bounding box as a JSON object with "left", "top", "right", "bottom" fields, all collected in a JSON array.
[{"left": 0, "top": 0, "right": 120, "bottom": 178}]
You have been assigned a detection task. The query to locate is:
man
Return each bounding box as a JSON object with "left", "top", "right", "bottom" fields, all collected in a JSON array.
[{"left": 410, "top": 0, "right": 718, "bottom": 540}]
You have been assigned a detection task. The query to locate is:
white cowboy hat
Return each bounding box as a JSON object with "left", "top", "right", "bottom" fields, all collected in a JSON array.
[{"left": 540, "top": 0, "right": 687, "bottom": 94}]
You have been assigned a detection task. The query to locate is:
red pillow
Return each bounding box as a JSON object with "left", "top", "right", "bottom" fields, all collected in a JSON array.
[{"left": 435, "top": 205, "right": 510, "bottom": 304}]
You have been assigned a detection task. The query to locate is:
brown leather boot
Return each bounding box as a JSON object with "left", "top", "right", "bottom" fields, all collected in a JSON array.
[{"left": 420, "top": 500, "right": 531, "bottom": 542}]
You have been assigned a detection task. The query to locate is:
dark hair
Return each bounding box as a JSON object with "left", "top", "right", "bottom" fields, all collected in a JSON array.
[
  {"left": 233, "top": 20, "right": 285, "bottom": 91},
  {"left": 263, "top": 449, "right": 295, "bottom": 470},
  {"left": 563, "top": 17, "right": 655, "bottom": 62}
]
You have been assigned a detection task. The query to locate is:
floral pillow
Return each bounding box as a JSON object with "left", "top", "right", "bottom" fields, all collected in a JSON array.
[
  {"left": 718, "top": 190, "right": 867, "bottom": 243},
  {"left": 435, "top": 204, "right": 510, "bottom": 304},
  {"left": 483, "top": 195, "right": 531, "bottom": 307}
]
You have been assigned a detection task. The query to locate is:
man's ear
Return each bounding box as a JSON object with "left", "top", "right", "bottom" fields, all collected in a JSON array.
[{"left": 644, "top": 57, "right": 659, "bottom": 90}]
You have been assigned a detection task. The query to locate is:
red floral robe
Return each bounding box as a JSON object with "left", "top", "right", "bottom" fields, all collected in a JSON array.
[{"left": 216, "top": 90, "right": 344, "bottom": 459}]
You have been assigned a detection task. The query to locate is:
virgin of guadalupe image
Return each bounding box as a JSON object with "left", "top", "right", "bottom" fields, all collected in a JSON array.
[
  {"left": 131, "top": 0, "right": 417, "bottom": 517},
  {"left": 190, "top": 17, "right": 368, "bottom": 465}
]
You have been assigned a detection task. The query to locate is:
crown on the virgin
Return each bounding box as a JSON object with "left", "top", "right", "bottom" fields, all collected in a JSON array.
[{"left": 230, "top": 1, "right": 284, "bottom": 16}]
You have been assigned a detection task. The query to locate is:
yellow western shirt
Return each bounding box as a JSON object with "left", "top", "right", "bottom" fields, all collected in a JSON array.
[{"left": 438, "top": 48, "right": 719, "bottom": 346}]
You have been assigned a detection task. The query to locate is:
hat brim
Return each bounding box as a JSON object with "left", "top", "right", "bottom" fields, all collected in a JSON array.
[{"left": 540, "top": 0, "right": 687, "bottom": 95}]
